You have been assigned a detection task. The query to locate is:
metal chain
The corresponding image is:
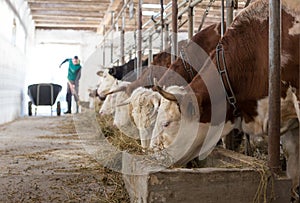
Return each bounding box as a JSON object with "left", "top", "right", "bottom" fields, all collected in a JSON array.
[
  {"left": 216, "top": 42, "right": 239, "bottom": 117},
  {"left": 198, "top": 0, "right": 216, "bottom": 32},
  {"left": 180, "top": 48, "right": 194, "bottom": 82}
]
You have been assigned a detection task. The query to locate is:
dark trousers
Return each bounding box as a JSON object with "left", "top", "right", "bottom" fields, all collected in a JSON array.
[{"left": 66, "top": 80, "right": 79, "bottom": 113}]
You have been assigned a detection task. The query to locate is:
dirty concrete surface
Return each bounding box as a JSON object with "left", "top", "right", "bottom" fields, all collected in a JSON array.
[{"left": 0, "top": 114, "right": 129, "bottom": 202}]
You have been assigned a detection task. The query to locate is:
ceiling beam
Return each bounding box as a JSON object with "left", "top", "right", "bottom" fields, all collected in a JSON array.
[
  {"left": 35, "top": 23, "right": 99, "bottom": 28},
  {"left": 35, "top": 26, "right": 97, "bottom": 31},
  {"left": 28, "top": 2, "right": 108, "bottom": 11},
  {"left": 31, "top": 10, "right": 104, "bottom": 17},
  {"left": 97, "top": 0, "right": 124, "bottom": 34},
  {"left": 32, "top": 15, "right": 102, "bottom": 21},
  {"left": 26, "top": 0, "right": 106, "bottom": 3}
]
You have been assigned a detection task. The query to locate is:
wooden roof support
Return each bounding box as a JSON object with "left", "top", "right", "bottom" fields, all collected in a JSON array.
[{"left": 97, "top": 0, "right": 123, "bottom": 34}]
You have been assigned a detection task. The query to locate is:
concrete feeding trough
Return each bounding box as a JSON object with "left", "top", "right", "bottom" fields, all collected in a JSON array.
[{"left": 122, "top": 148, "right": 291, "bottom": 203}]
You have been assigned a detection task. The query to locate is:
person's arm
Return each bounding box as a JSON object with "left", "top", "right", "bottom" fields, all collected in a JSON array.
[
  {"left": 75, "top": 67, "right": 81, "bottom": 82},
  {"left": 59, "top": 58, "right": 69, "bottom": 68}
]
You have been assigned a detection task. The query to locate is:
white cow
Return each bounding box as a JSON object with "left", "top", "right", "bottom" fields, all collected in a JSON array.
[
  {"left": 119, "top": 87, "right": 161, "bottom": 148},
  {"left": 99, "top": 80, "right": 130, "bottom": 115},
  {"left": 97, "top": 69, "right": 116, "bottom": 99},
  {"left": 113, "top": 90, "right": 140, "bottom": 140}
]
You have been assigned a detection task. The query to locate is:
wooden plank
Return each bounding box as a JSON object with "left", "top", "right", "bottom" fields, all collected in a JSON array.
[
  {"left": 31, "top": 10, "right": 104, "bottom": 17},
  {"left": 28, "top": 2, "right": 108, "bottom": 11},
  {"left": 26, "top": 0, "right": 106, "bottom": 2},
  {"left": 32, "top": 16, "right": 103, "bottom": 21},
  {"left": 35, "top": 23, "right": 99, "bottom": 27},
  {"left": 97, "top": 0, "right": 124, "bottom": 34}
]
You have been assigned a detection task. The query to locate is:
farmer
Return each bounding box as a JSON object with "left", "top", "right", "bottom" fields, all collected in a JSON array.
[{"left": 59, "top": 56, "right": 81, "bottom": 114}]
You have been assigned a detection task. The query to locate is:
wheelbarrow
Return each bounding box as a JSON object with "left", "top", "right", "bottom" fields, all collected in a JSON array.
[{"left": 27, "top": 83, "right": 62, "bottom": 116}]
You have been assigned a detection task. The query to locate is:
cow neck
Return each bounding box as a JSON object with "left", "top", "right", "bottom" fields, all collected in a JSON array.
[
  {"left": 179, "top": 48, "right": 195, "bottom": 82},
  {"left": 187, "top": 77, "right": 212, "bottom": 123}
]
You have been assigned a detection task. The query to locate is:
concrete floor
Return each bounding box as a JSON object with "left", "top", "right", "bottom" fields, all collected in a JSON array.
[{"left": 0, "top": 114, "right": 128, "bottom": 202}]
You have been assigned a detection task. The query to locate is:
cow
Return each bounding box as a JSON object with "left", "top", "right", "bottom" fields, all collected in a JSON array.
[
  {"left": 108, "top": 57, "right": 150, "bottom": 81},
  {"left": 281, "top": 125, "right": 299, "bottom": 202},
  {"left": 99, "top": 80, "right": 130, "bottom": 115},
  {"left": 158, "top": 22, "right": 224, "bottom": 87},
  {"left": 151, "top": 0, "right": 299, "bottom": 200},
  {"left": 108, "top": 40, "right": 188, "bottom": 81},
  {"left": 111, "top": 22, "right": 225, "bottom": 149},
  {"left": 97, "top": 69, "right": 117, "bottom": 100},
  {"left": 118, "top": 87, "right": 161, "bottom": 148},
  {"left": 151, "top": 39, "right": 188, "bottom": 69}
]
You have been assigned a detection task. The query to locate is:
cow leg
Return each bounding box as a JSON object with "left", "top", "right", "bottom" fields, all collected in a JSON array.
[
  {"left": 224, "top": 128, "right": 244, "bottom": 152},
  {"left": 292, "top": 91, "right": 300, "bottom": 122},
  {"left": 244, "top": 133, "right": 253, "bottom": 156},
  {"left": 281, "top": 127, "right": 299, "bottom": 202}
]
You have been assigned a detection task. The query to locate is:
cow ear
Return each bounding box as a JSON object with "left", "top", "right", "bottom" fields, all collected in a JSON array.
[{"left": 150, "top": 96, "right": 161, "bottom": 118}]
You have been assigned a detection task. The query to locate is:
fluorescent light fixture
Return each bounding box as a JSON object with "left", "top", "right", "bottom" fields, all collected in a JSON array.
[
  {"left": 142, "top": 11, "right": 158, "bottom": 16},
  {"left": 142, "top": 4, "right": 166, "bottom": 9},
  {"left": 142, "top": 11, "right": 167, "bottom": 17}
]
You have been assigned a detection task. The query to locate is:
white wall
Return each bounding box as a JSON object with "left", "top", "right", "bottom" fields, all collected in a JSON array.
[
  {"left": 0, "top": 0, "right": 34, "bottom": 124},
  {"left": 31, "top": 29, "right": 103, "bottom": 106}
]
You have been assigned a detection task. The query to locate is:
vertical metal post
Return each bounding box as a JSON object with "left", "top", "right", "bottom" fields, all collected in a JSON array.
[
  {"left": 136, "top": 0, "right": 143, "bottom": 78},
  {"left": 111, "top": 11, "right": 114, "bottom": 64},
  {"left": 226, "top": 0, "right": 233, "bottom": 28},
  {"left": 221, "top": 0, "right": 225, "bottom": 36},
  {"left": 268, "top": 0, "right": 281, "bottom": 174},
  {"left": 164, "top": 24, "right": 169, "bottom": 50},
  {"left": 121, "top": 9, "right": 125, "bottom": 64},
  {"left": 160, "top": 0, "right": 164, "bottom": 52},
  {"left": 103, "top": 25, "right": 106, "bottom": 67},
  {"left": 148, "top": 34, "right": 153, "bottom": 67},
  {"left": 129, "top": 48, "right": 132, "bottom": 60},
  {"left": 188, "top": 1, "right": 194, "bottom": 39},
  {"left": 171, "top": 0, "right": 178, "bottom": 63}
]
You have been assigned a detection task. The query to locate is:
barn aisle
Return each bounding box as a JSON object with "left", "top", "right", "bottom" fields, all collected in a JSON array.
[{"left": 0, "top": 115, "right": 129, "bottom": 202}]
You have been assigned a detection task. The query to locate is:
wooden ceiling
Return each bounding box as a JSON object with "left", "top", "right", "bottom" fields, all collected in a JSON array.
[{"left": 26, "top": 0, "right": 248, "bottom": 33}]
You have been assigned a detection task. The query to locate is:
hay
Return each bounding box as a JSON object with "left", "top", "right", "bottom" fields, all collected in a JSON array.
[{"left": 95, "top": 114, "right": 144, "bottom": 155}]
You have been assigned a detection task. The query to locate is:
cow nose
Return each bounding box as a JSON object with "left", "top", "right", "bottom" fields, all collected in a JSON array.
[{"left": 98, "top": 94, "right": 106, "bottom": 101}]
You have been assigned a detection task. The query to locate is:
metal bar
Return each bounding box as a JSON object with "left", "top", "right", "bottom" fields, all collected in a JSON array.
[
  {"left": 50, "top": 84, "right": 53, "bottom": 116},
  {"left": 111, "top": 11, "right": 114, "bottom": 64},
  {"left": 177, "top": 0, "right": 203, "bottom": 19},
  {"left": 142, "top": 1, "right": 173, "bottom": 29},
  {"left": 160, "top": 0, "right": 164, "bottom": 51},
  {"left": 148, "top": 34, "right": 153, "bottom": 66},
  {"left": 146, "top": 0, "right": 187, "bottom": 32},
  {"left": 221, "top": 0, "right": 225, "bottom": 36},
  {"left": 120, "top": 8, "right": 125, "bottom": 64},
  {"left": 136, "top": 0, "right": 143, "bottom": 78},
  {"left": 171, "top": 0, "right": 178, "bottom": 63},
  {"left": 103, "top": 25, "right": 106, "bottom": 67},
  {"left": 188, "top": 0, "right": 194, "bottom": 39},
  {"left": 97, "top": 0, "right": 130, "bottom": 47},
  {"left": 226, "top": 0, "right": 234, "bottom": 27},
  {"left": 164, "top": 23, "right": 169, "bottom": 50},
  {"left": 268, "top": 0, "right": 281, "bottom": 174}
]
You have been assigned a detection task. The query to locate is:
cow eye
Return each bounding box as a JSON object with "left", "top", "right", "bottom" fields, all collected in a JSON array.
[{"left": 162, "top": 121, "right": 170, "bottom": 128}]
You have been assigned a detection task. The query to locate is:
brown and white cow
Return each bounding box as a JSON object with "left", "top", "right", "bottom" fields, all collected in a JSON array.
[
  {"left": 151, "top": 0, "right": 299, "bottom": 200},
  {"left": 112, "top": 23, "right": 224, "bottom": 148}
]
